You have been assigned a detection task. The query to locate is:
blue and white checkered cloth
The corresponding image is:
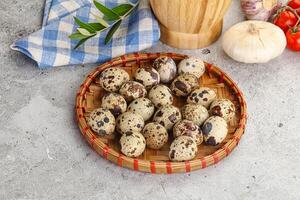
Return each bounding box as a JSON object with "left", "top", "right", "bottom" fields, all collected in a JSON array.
[{"left": 11, "top": 0, "right": 160, "bottom": 68}]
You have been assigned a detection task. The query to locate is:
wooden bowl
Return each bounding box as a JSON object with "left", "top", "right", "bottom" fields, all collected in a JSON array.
[
  {"left": 75, "top": 53, "right": 247, "bottom": 174},
  {"left": 149, "top": 0, "right": 232, "bottom": 49}
]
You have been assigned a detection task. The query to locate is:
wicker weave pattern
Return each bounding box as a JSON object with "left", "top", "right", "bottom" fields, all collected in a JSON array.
[{"left": 76, "top": 53, "right": 247, "bottom": 174}]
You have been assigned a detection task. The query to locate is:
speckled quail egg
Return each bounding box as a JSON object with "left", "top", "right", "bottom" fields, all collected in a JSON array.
[
  {"left": 127, "top": 98, "right": 155, "bottom": 121},
  {"left": 119, "top": 81, "right": 147, "bottom": 102},
  {"left": 116, "top": 111, "right": 145, "bottom": 134},
  {"left": 142, "top": 122, "right": 168, "bottom": 150},
  {"left": 99, "top": 67, "right": 130, "bottom": 92},
  {"left": 173, "top": 120, "right": 203, "bottom": 145},
  {"left": 187, "top": 87, "right": 217, "bottom": 108},
  {"left": 101, "top": 93, "right": 127, "bottom": 116},
  {"left": 210, "top": 99, "right": 235, "bottom": 122},
  {"left": 178, "top": 57, "right": 206, "bottom": 78},
  {"left": 202, "top": 116, "right": 228, "bottom": 146},
  {"left": 182, "top": 104, "right": 209, "bottom": 126},
  {"left": 120, "top": 131, "right": 146, "bottom": 157},
  {"left": 134, "top": 65, "right": 160, "bottom": 90},
  {"left": 169, "top": 136, "right": 198, "bottom": 161},
  {"left": 148, "top": 84, "right": 173, "bottom": 108},
  {"left": 170, "top": 73, "right": 199, "bottom": 97},
  {"left": 88, "top": 108, "right": 116, "bottom": 136},
  {"left": 153, "top": 57, "right": 177, "bottom": 83},
  {"left": 153, "top": 105, "right": 182, "bottom": 131}
]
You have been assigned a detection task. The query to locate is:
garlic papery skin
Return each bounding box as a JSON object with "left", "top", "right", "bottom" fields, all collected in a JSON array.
[{"left": 222, "top": 20, "right": 286, "bottom": 63}]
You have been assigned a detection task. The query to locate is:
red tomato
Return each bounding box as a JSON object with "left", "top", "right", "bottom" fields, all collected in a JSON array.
[
  {"left": 274, "top": 10, "right": 298, "bottom": 33},
  {"left": 288, "top": 0, "right": 300, "bottom": 14},
  {"left": 286, "top": 27, "right": 300, "bottom": 51}
]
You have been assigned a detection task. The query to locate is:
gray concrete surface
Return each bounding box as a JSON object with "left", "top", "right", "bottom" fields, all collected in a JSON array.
[{"left": 1, "top": 0, "right": 300, "bottom": 200}]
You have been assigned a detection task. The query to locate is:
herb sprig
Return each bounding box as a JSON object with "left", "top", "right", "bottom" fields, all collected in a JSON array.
[{"left": 69, "top": 0, "right": 139, "bottom": 49}]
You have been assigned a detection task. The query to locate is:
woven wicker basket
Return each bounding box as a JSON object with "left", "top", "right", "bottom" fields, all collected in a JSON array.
[{"left": 75, "top": 52, "right": 247, "bottom": 174}]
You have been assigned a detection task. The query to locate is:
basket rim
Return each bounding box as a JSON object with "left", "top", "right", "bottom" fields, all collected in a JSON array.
[{"left": 75, "top": 52, "right": 247, "bottom": 174}]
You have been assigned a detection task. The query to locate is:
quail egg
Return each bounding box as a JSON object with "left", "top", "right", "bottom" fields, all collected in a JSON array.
[
  {"left": 101, "top": 93, "right": 127, "bottom": 116},
  {"left": 88, "top": 108, "right": 116, "bottom": 136},
  {"left": 119, "top": 81, "right": 147, "bottom": 102},
  {"left": 128, "top": 98, "right": 155, "bottom": 121},
  {"left": 169, "top": 136, "right": 198, "bottom": 161},
  {"left": 178, "top": 57, "right": 206, "bottom": 78},
  {"left": 142, "top": 122, "right": 168, "bottom": 150},
  {"left": 173, "top": 120, "right": 203, "bottom": 145},
  {"left": 202, "top": 116, "right": 228, "bottom": 146},
  {"left": 170, "top": 73, "right": 199, "bottom": 96},
  {"left": 153, "top": 56, "right": 177, "bottom": 83},
  {"left": 182, "top": 103, "right": 209, "bottom": 126},
  {"left": 153, "top": 105, "right": 182, "bottom": 131},
  {"left": 99, "top": 67, "right": 129, "bottom": 92},
  {"left": 187, "top": 87, "right": 217, "bottom": 108},
  {"left": 210, "top": 99, "right": 235, "bottom": 122},
  {"left": 116, "top": 111, "right": 144, "bottom": 134},
  {"left": 120, "top": 131, "right": 146, "bottom": 157},
  {"left": 148, "top": 84, "right": 173, "bottom": 108},
  {"left": 134, "top": 65, "right": 160, "bottom": 90}
]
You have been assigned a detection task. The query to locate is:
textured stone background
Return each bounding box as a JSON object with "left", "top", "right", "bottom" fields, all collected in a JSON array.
[{"left": 1, "top": 0, "right": 300, "bottom": 199}]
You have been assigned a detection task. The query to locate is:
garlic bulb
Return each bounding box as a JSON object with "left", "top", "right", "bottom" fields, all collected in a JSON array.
[{"left": 222, "top": 20, "right": 286, "bottom": 63}]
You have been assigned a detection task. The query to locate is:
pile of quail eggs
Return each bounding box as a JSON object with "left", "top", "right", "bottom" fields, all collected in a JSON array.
[{"left": 88, "top": 56, "right": 235, "bottom": 162}]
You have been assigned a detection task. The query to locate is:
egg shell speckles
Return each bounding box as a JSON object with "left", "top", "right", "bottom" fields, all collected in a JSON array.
[
  {"left": 127, "top": 98, "right": 155, "bottom": 121},
  {"left": 134, "top": 65, "right": 160, "bottom": 90},
  {"left": 120, "top": 131, "right": 146, "bottom": 157},
  {"left": 99, "top": 67, "right": 130, "bottom": 92},
  {"left": 182, "top": 103, "right": 209, "bottom": 126},
  {"left": 119, "top": 81, "right": 147, "bottom": 102},
  {"left": 187, "top": 87, "right": 217, "bottom": 108},
  {"left": 169, "top": 136, "right": 198, "bottom": 161},
  {"left": 202, "top": 116, "right": 228, "bottom": 146},
  {"left": 173, "top": 120, "right": 203, "bottom": 145},
  {"left": 148, "top": 84, "right": 173, "bottom": 108},
  {"left": 210, "top": 99, "right": 235, "bottom": 122},
  {"left": 178, "top": 57, "right": 205, "bottom": 78},
  {"left": 153, "top": 105, "right": 182, "bottom": 131},
  {"left": 101, "top": 93, "right": 127, "bottom": 117},
  {"left": 116, "top": 111, "right": 145, "bottom": 134},
  {"left": 170, "top": 73, "right": 199, "bottom": 97},
  {"left": 142, "top": 122, "right": 168, "bottom": 150},
  {"left": 88, "top": 108, "right": 116, "bottom": 136},
  {"left": 153, "top": 57, "right": 177, "bottom": 83}
]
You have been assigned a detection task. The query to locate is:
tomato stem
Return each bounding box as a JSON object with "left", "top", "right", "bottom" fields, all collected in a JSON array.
[
  {"left": 285, "top": 6, "right": 300, "bottom": 25},
  {"left": 274, "top": 5, "right": 300, "bottom": 28}
]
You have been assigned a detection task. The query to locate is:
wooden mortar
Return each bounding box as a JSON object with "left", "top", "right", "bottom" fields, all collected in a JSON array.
[{"left": 149, "top": 0, "right": 232, "bottom": 49}]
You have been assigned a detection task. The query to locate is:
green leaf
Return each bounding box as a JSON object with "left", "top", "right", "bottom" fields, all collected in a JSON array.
[
  {"left": 77, "top": 28, "right": 93, "bottom": 36},
  {"left": 74, "top": 35, "right": 95, "bottom": 49},
  {"left": 88, "top": 23, "right": 106, "bottom": 31},
  {"left": 112, "top": 4, "right": 133, "bottom": 16},
  {"left": 92, "top": 13, "right": 109, "bottom": 27},
  {"left": 105, "top": 20, "right": 121, "bottom": 44},
  {"left": 74, "top": 38, "right": 89, "bottom": 49},
  {"left": 93, "top": 0, "right": 120, "bottom": 21},
  {"left": 68, "top": 33, "right": 88, "bottom": 40},
  {"left": 74, "top": 17, "right": 96, "bottom": 33}
]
